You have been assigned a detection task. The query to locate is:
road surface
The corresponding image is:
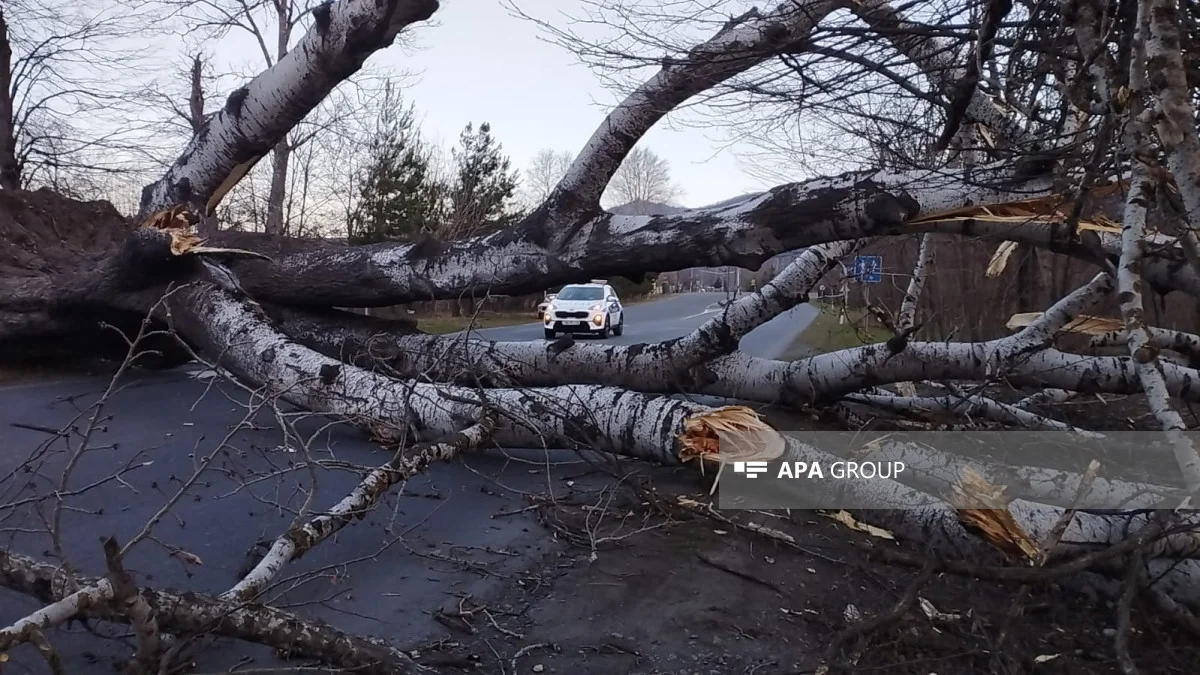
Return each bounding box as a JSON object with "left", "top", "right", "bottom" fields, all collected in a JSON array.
[
  {"left": 0, "top": 293, "right": 817, "bottom": 672},
  {"left": 473, "top": 291, "right": 817, "bottom": 360}
]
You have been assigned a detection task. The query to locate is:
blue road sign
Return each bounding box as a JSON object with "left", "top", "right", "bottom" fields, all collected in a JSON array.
[{"left": 853, "top": 255, "right": 882, "bottom": 283}]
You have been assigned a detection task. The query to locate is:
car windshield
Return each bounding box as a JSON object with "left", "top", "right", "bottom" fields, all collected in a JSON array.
[{"left": 556, "top": 286, "right": 604, "bottom": 301}]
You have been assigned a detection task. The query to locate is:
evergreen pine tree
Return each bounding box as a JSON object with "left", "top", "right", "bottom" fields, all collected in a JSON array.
[
  {"left": 443, "top": 121, "right": 521, "bottom": 238},
  {"left": 349, "top": 83, "right": 440, "bottom": 244}
]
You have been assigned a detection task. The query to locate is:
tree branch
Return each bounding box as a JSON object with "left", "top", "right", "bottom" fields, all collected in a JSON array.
[{"left": 137, "top": 0, "right": 440, "bottom": 219}]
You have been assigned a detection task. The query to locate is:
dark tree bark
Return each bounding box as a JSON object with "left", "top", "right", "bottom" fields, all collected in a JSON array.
[{"left": 0, "top": 9, "right": 20, "bottom": 191}]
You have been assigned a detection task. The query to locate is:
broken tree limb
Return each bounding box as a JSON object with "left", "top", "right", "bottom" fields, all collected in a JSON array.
[
  {"left": 1015, "top": 388, "right": 1077, "bottom": 409},
  {"left": 680, "top": 425, "right": 1200, "bottom": 602},
  {"left": 101, "top": 536, "right": 161, "bottom": 672},
  {"left": 8, "top": 0, "right": 1200, "bottom": 667},
  {"left": 1142, "top": 0, "right": 1200, "bottom": 277},
  {"left": 222, "top": 416, "right": 496, "bottom": 603},
  {"left": 0, "top": 579, "right": 116, "bottom": 653},
  {"left": 1091, "top": 327, "right": 1200, "bottom": 364},
  {"left": 217, "top": 171, "right": 1200, "bottom": 309},
  {"left": 0, "top": 550, "right": 424, "bottom": 675},
  {"left": 137, "top": 0, "right": 441, "bottom": 219},
  {"left": 1114, "top": 15, "right": 1200, "bottom": 493},
  {"left": 273, "top": 265, "right": 1200, "bottom": 414},
  {"left": 279, "top": 241, "right": 853, "bottom": 390},
  {"left": 896, "top": 233, "right": 933, "bottom": 332},
  {"left": 167, "top": 281, "right": 713, "bottom": 458},
  {"left": 11, "top": 168, "right": 1200, "bottom": 368},
  {"left": 838, "top": 437, "right": 1175, "bottom": 509},
  {"left": 162, "top": 281, "right": 1200, "bottom": 574},
  {"left": 549, "top": 0, "right": 835, "bottom": 222},
  {"left": 844, "top": 391, "right": 1099, "bottom": 433},
  {"left": 220, "top": 164, "right": 1052, "bottom": 307}
]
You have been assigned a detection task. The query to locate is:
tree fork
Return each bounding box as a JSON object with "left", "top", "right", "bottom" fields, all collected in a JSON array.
[{"left": 0, "top": 550, "right": 425, "bottom": 674}]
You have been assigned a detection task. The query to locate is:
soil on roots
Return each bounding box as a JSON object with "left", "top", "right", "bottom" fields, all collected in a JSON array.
[
  {"left": 411, "top": 471, "right": 1197, "bottom": 675},
  {"left": 0, "top": 188, "right": 345, "bottom": 275},
  {"left": 0, "top": 188, "right": 132, "bottom": 278}
]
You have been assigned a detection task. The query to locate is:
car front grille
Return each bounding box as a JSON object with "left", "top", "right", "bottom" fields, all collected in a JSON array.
[{"left": 555, "top": 311, "right": 589, "bottom": 319}]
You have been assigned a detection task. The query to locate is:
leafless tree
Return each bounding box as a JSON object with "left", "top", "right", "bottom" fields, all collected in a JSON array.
[
  {"left": 0, "top": 0, "right": 160, "bottom": 193},
  {"left": 152, "top": 0, "right": 416, "bottom": 236},
  {"left": 9, "top": 0, "right": 1200, "bottom": 672},
  {"left": 522, "top": 148, "right": 574, "bottom": 207},
  {"left": 602, "top": 145, "right": 683, "bottom": 207}
]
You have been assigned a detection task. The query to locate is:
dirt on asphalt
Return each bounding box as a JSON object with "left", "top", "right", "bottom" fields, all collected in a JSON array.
[{"left": 409, "top": 465, "right": 1198, "bottom": 675}]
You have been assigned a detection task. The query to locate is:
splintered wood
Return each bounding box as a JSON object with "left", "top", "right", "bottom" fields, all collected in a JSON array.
[
  {"left": 678, "top": 405, "right": 785, "bottom": 465},
  {"left": 1004, "top": 312, "right": 1123, "bottom": 336},
  {"left": 140, "top": 204, "right": 270, "bottom": 260},
  {"left": 904, "top": 191, "right": 1124, "bottom": 234},
  {"left": 950, "top": 467, "right": 1039, "bottom": 560}
]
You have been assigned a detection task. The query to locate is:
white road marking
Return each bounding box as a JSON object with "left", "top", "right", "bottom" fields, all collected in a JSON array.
[{"left": 681, "top": 305, "right": 725, "bottom": 320}]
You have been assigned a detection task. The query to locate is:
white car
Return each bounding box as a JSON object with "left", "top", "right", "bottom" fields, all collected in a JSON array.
[{"left": 542, "top": 280, "right": 624, "bottom": 339}]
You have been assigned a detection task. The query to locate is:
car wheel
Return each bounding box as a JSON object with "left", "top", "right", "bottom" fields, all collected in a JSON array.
[
  {"left": 544, "top": 328, "right": 556, "bottom": 340},
  {"left": 613, "top": 314, "right": 624, "bottom": 336},
  {"left": 598, "top": 316, "right": 611, "bottom": 339}
]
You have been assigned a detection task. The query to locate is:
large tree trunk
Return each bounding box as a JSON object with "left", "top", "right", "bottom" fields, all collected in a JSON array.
[
  {"left": 9, "top": 0, "right": 1200, "bottom": 670},
  {"left": 136, "top": 0, "right": 440, "bottom": 220},
  {"left": 187, "top": 54, "right": 219, "bottom": 237},
  {"left": 0, "top": 9, "right": 20, "bottom": 191},
  {"left": 264, "top": 139, "right": 291, "bottom": 235}
]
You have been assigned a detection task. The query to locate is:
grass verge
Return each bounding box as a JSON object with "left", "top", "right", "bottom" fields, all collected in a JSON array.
[
  {"left": 778, "top": 303, "right": 886, "bottom": 361},
  {"left": 415, "top": 292, "right": 675, "bottom": 335},
  {"left": 416, "top": 313, "right": 535, "bottom": 335}
]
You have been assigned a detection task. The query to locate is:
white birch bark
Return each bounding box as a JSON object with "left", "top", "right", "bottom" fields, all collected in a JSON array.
[
  {"left": 552, "top": 0, "right": 836, "bottom": 218},
  {"left": 172, "top": 283, "right": 709, "bottom": 462},
  {"left": 311, "top": 305, "right": 1200, "bottom": 407},
  {"left": 0, "top": 580, "right": 115, "bottom": 651},
  {"left": 1142, "top": 0, "right": 1200, "bottom": 273},
  {"left": 896, "top": 233, "right": 933, "bottom": 332},
  {"left": 222, "top": 168, "right": 1200, "bottom": 309},
  {"left": 1015, "top": 388, "right": 1076, "bottom": 409},
  {"left": 286, "top": 268, "right": 1200, "bottom": 412},
  {"left": 222, "top": 418, "right": 494, "bottom": 603},
  {"left": 1112, "top": 5, "right": 1200, "bottom": 493},
  {"left": 743, "top": 435, "right": 1200, "bottom": 605},
  {"left": 138, "top": 0, "right": 440, "bottom": 218},
  {"left": 172, "top": 283, "right": 1200, "bottom": 567},
  {"left": 0, "top": 550, "right": 423, "bottom": 673},
  {"left": 845, "top": 391, "right": 1099, "bottom": 433},
  {"left": 837, "top": 437, "right": 1175, "bottom": 508},
  {"left": 1091, "top": 327, "right": 1200, "bottom": 362},
  {"left": 286, "top": 241, "right": 852, "bottom": 389},
  {"left": 233, "top": 163, "right": 1070, "bottom": 308}
]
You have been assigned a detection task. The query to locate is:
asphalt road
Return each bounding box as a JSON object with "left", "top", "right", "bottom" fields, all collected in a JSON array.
[
  {"left": 473, "top": 291, "right": 818, "bottom": 360},
  {"left": 0, "top": 293, "right": 816, "bottom": 672}
]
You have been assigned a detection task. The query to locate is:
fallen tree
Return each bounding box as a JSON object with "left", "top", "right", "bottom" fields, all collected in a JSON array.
[{"left": 5, "top": 0, "right": 1200, "bottom": 672}]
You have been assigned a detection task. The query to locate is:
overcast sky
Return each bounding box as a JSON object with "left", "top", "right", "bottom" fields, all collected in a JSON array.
[
  {"left": 201, "top": 0, "right": 780, "bottom": 209},
  {"left": 404, "top": 0, "right": 778, "bottom": 207}
]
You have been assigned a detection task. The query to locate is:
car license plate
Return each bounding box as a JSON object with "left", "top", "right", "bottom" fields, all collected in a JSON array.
[{"left": 562, "top": 320, "right": 579, "bottom": 326}]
